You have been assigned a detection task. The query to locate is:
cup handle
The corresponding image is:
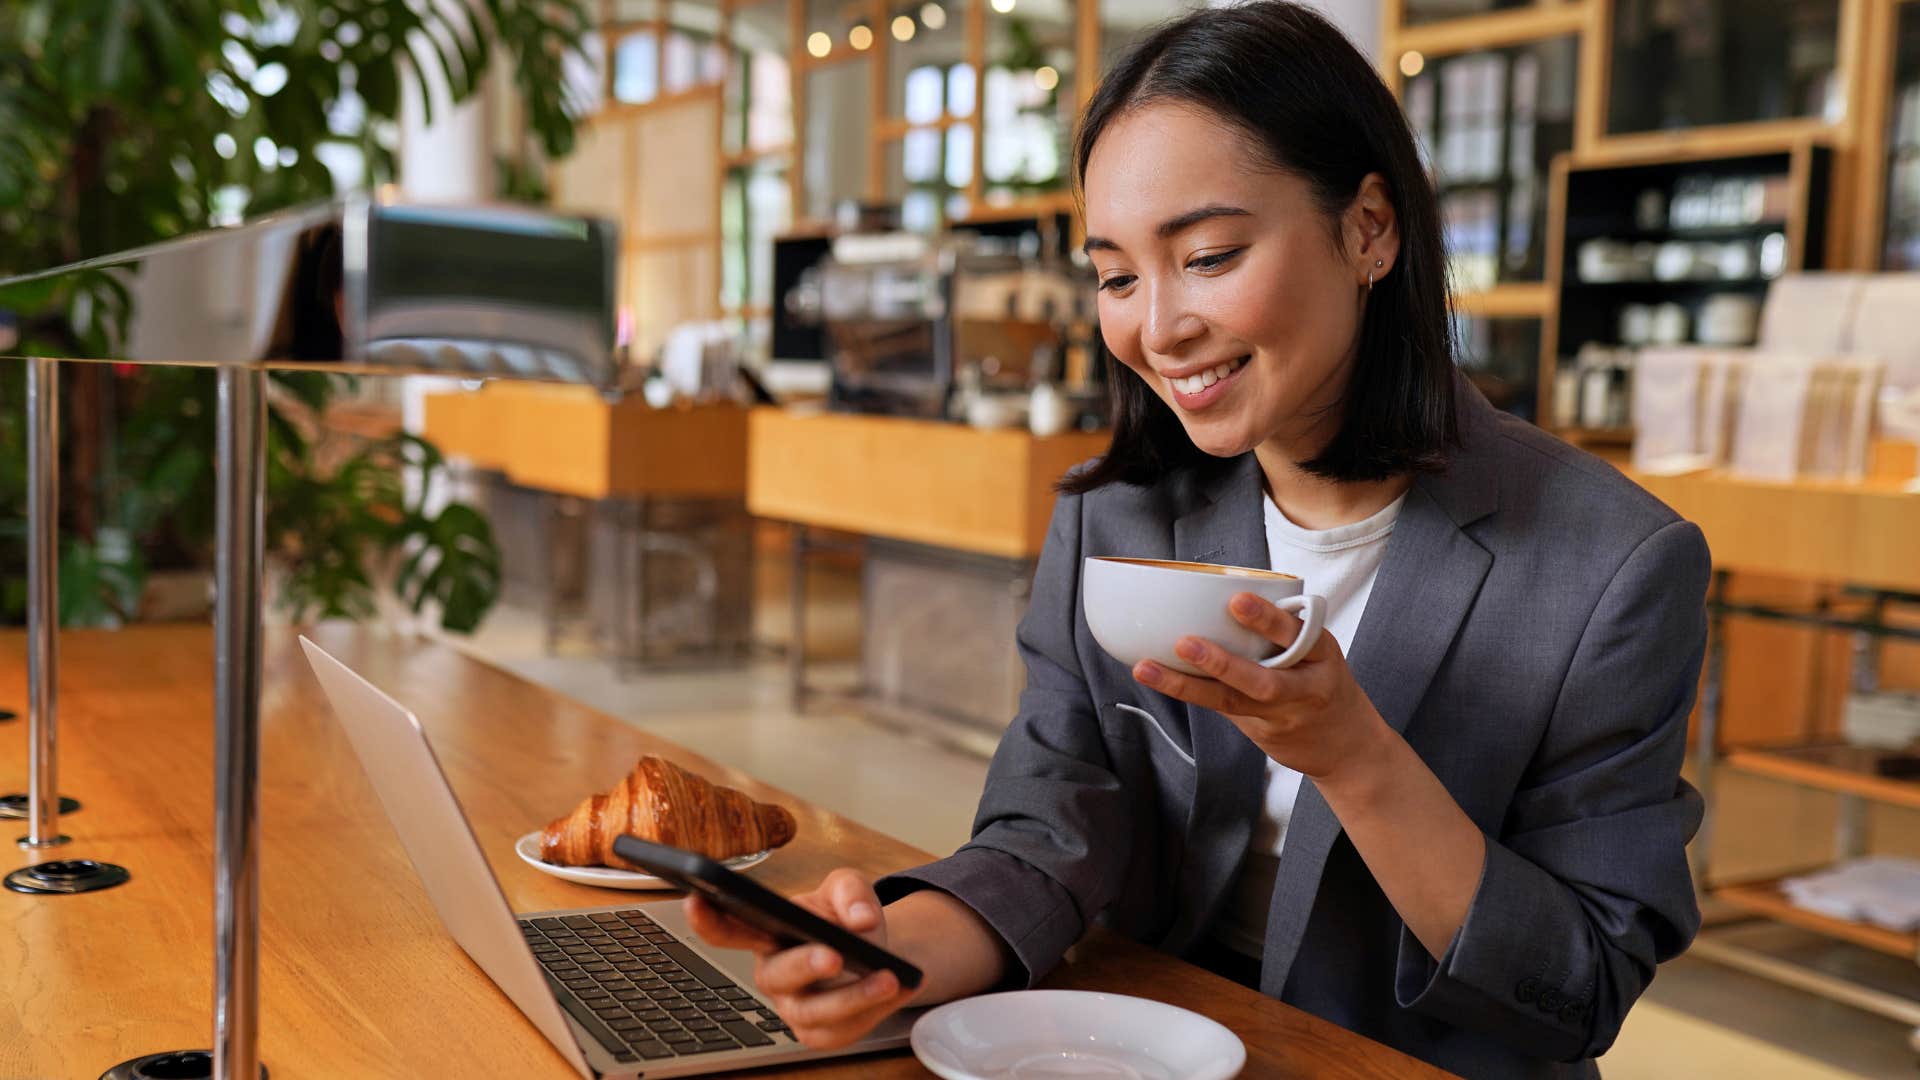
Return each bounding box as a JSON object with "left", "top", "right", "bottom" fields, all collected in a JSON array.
[{"left": 1258, "top": 594, "right": 1327, "bottom": 670}]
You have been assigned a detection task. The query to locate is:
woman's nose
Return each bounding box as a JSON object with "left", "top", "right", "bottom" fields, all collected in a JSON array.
[{"left": 1140, "top": 282, "right": 1205, "bottom": 357}]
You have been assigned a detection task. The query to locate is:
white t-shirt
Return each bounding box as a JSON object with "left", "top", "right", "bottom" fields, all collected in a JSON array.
[{"left": 1211, "top": 488, "right": 1404, "bottom": 958}]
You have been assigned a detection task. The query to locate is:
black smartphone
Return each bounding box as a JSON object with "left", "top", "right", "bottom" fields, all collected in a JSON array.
[{"left": 611, "top": 834, "right": 924, "bottom": 990}]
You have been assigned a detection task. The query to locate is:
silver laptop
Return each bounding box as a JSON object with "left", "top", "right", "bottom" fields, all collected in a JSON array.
[{"left": 299, "top": 636, "right": 916, "bottom": 1078}]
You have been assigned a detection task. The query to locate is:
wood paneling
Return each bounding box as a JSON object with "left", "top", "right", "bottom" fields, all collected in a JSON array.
[
  {"left": 747, "top": 408, "right": 1107, "bottom": 558},
  {"left": 0, "top": 626, "right": 1454, "bottom": 1080}
]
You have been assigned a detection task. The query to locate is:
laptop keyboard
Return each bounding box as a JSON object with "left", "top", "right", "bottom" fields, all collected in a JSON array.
[{"left": 520, "top": 909, "right": 794, "bottom": 1065}]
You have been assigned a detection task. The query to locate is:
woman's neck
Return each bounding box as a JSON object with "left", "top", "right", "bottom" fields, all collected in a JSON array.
[{"left": 1253, "top": 441, "right": 1411, "bottom": 531}]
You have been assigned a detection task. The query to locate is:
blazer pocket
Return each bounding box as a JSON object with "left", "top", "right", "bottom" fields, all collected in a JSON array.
[{"left": 1112, "top": 702, "right": 1196, "bottom": 768}]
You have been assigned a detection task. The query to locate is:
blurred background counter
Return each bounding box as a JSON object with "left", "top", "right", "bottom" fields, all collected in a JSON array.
[
  {"left": 748, "top": 407, "right": 1105, "bottom": 751},
  {"left": 423, "top": 384, "right": 754, "bottom": 671}
]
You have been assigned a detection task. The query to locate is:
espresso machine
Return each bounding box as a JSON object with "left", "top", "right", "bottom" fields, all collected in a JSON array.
[{"left": 777, "top": 223, "right": 1098, "bottom": 419}]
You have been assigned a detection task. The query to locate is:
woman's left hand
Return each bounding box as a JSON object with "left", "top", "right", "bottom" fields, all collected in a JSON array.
[{"left": 1132, "top": 591, "right": 1389, "bottom": 780}]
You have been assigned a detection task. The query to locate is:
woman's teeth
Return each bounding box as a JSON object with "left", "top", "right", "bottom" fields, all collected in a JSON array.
[{"left": 1171, "top": 356, "right": 1249, "bottom": 395}]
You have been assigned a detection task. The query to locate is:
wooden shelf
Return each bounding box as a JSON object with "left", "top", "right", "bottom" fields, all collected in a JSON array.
[
  {"left": 1568, "top": 222, "right": 1791, "bottom": 244},
  {"left": 1624, "top": 467, "right": 1920, "bottom": 593},
  {"left": 1713, "top": 876, "right": 1918, "bottom": 960},
  {"left": 1574, "top": 120, "right": 1833, "bottom": 169},
  {"left": 1723, "top": 743, "right": 1920, "bottom": 811},
  {"left": 1452, "top": 282, "right": 1553, "bottom": 318},
  {"left": 1390, "top": 5, "right": 1590, "bottom": 60},
  {"left": 746, "top": 407, "right": 1107, "bottom": 559},
  {"left": 954, "top": 193, "right": 1078, "bottom": 224},
  {"left": 422, "top": 386, "right": 749, "bottom": 500},
  {"left": 723, "top": 144, "right": 794, "bottom": 169}
]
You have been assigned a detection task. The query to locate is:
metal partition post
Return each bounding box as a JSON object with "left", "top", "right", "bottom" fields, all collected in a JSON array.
[
  {"left": 21, "top": 357, "right": 66, "bottom": 849},
  {"left": 213, "top": 367, "right": 267, "bottom": 1080}
]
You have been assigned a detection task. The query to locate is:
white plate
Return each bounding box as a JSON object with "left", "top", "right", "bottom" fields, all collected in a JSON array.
[
  {"left": 514, "top": 832, "right": 770, "bottom": 890},
  {"left": 911, "top": 990, "right": 1245, "bottom": 1080}
]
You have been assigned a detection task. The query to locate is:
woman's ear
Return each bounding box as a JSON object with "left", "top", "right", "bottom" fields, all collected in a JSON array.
[{"left": 1346, "top": 172, "right": 1401, "bottom": 286}]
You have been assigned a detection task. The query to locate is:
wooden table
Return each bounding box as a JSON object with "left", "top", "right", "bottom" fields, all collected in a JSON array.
[{"left": 0, "top": 626, "right": 1449, "bottom": 1079}]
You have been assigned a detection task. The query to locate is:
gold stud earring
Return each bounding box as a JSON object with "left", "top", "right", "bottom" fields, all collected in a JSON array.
[{"left": 1367, "top": 258, "right": 1384, "bottom": 289}]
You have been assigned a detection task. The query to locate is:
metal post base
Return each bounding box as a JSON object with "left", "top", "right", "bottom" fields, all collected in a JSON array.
[
  {"left": 100, "top": 1051, "right": 266, "bottom": 1080},
  {"left": 5, "top": 859, "right": 129, "bottom": 894},
  {"left": 18, "top": 833, "right": 71, "bottom": 849},
  {"left": 0, "top": 794, "right": 81, "bottom": 819}
]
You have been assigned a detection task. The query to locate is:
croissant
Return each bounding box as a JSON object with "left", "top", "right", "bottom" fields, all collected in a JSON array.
[{"left": 540, "top": 755, "right": 798, "bottom": 868}]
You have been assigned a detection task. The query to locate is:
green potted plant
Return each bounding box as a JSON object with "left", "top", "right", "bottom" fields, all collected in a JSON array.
[{"left": 0, "top": 0, "right": 592, "bottom": 631}]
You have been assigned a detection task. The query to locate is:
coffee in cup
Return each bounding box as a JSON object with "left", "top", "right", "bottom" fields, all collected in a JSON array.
[{"left": 1083, "top": 556, "right": 1328, "bottom": 675}]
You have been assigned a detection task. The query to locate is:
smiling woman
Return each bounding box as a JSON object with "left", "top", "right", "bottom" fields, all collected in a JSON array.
[{"left": 686, "top": 6, "right": 1712, "bottom": 1077}]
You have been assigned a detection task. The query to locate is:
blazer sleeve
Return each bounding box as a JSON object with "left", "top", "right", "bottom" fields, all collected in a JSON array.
[
  {"left": 1393, "top": 518, "right": 1711, "bottom": 1061},
  {"left": 871, "top": 484, "right": 1135, "bottom": 986}
]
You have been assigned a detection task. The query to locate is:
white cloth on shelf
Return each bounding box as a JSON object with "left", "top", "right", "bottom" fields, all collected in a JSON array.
[{"left": 1780, "top": 856, "right": 1920, "bottom": 932}]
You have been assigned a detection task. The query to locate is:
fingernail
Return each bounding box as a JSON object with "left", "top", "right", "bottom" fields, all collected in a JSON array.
[
  {"left": 811, "top": 949, "right": 835, "bottom": 973},
  {"left": 849, "top": 902, "right": 877, "bottom": 925},
  {"left": 1175, "top": 639, "right": 1203, "bottom": 662},
  {"left": 1135, "top": 662, "right": 1161, "bottom": 685},
  {"left": 1232, "top": 594, "right": 1260, "bottom": 615}
]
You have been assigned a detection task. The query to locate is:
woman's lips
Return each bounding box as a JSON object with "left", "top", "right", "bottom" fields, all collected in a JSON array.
[{"left": 1167, "top": 357, "right": 1249, "bottom": 411}]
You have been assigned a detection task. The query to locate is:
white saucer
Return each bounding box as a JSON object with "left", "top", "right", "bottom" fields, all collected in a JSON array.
[
  {"left": 911, "top": 990, "right": 1245, "bottom": 1080},
  {"left": 514, "top": 832, "right": 770, "bottom": 890}
]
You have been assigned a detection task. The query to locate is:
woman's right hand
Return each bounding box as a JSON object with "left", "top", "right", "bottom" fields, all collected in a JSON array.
[{"left": 683, "top": 868, "right": 917, "bottom": 1050}]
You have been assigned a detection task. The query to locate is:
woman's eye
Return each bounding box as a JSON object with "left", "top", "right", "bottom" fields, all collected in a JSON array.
[
  {"left": 1098, "top": 274, "right": 1137, "bottom": 293},
  {"left": 1188, "top": 249, "right": 1243, "bottom": 272}
]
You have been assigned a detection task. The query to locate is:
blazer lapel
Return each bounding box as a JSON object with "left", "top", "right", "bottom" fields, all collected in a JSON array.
[
  {"left": 1257, "top": 389, "right": 1501, "bottom": 994},
  {"left": 1162, "top": 454, "right": 1272, "bottom": 955}
]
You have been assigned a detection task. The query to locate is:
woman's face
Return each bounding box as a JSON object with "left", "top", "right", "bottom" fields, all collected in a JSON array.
[{"left": 1083, "top": 101, "right": 1396, "bottom": 460}]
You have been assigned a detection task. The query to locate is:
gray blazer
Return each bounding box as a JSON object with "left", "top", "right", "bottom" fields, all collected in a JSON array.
[{"left": 876, "top": 382, "right": 1711, "bottom": 1079}]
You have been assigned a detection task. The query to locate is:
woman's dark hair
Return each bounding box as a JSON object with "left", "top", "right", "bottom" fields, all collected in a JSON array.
[{"left": 1062, "top": 0, "right": 1457, "bottom": 494}]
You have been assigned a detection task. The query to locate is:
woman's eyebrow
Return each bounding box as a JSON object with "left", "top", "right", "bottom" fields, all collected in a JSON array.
[{"left": 1082, "top": 203, "right": 1253, "bottom": 255}]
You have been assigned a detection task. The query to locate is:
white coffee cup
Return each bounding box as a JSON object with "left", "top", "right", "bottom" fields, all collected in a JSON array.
[{"left": 1083, "top": 557, "right": 1328, "bottom": 676}]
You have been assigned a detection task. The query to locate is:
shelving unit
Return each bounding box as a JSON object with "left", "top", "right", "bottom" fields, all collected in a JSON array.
[
  {"left": 1693, "top": 576, "right": 1920, "bottom": 1039},
  {"left": 1538, "top": 139, "right": 1831, "bottom": 428}
]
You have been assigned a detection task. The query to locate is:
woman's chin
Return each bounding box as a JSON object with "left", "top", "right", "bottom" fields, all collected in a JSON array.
[{"left": 1182, "top": 422, "right": 1258, "bottom": 460}]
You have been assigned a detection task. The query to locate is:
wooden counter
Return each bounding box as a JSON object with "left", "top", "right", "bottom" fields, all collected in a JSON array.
[
  {"left": 423, "top": 384, "right": 748, "bottom": 500},
  {"left": 746, "top": 408, "right": 1109, "bottom": 560},
  {"left": 1625, "top": 468, "right": 1920, "bottom": 593},
  {"left": 0, "top": 626, "right": 1450, "bottom": 1079}
]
